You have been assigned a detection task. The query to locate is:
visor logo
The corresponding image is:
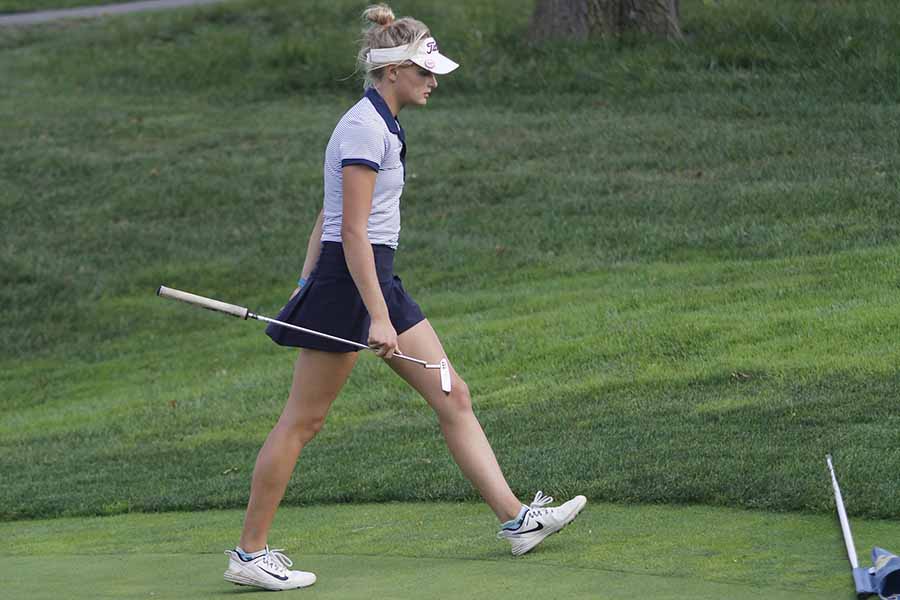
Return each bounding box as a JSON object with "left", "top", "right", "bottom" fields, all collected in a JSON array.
[
  {"left": 426, "top": 41, "right": 438, "bottom": 54},
  {"left": 424, "top": 58, "right": 435, "bottom": 69}
]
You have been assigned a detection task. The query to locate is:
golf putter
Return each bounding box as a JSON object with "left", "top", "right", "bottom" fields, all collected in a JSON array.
[
  {"left": 827, "top": 454, "right": 900, "bottom": 599},
  {"left": 827, "top": 454, "right": 876, "bottom": 598},
  {"left": 157, "top": 286, "right": 451, "bottom": 393}
]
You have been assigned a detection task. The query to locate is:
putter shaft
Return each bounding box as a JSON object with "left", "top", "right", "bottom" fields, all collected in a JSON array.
[
  {"left": 827, "top": 454, "right": 860, "bottom": 569},
  {"left": 156, "top": 285, "right": 451, "bottom": 392},
  {"left": 252, "top": 314, "right": 436, "bottom": 368}
]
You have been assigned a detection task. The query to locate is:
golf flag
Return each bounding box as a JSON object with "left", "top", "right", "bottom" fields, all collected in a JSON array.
[{"left": 871, "top": 547, "right": 900, "bottom": 600}]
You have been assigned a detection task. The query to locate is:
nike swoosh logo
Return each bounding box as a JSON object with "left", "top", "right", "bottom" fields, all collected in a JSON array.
[
  {"left": 260, "top": 567, "right": 289, "bottom": 581},
  {"left": 515, "top": 522, "right": 544, "bottom": 535}
]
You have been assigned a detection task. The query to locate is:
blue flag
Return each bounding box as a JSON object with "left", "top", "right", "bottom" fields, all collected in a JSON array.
[{"left": 871, "top": 547, "right": 900, "bottom": 600}]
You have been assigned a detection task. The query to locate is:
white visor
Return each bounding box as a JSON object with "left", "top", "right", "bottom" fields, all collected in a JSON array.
[{"left": 367, "top": 37, "right": 460, "bottom": 75}]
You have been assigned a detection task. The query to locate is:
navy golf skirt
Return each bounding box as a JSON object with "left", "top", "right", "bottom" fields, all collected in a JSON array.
[{"left": 265, "top": 242, "right": 426, "bottom": 352}]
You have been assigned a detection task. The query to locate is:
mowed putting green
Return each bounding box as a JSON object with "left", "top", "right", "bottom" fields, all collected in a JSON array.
[
  {"left": 1, "top": 555, "right": 819, "bottom": 599},
  {"left": 5, "top": 501, "right": 898, "bottom": 599}
]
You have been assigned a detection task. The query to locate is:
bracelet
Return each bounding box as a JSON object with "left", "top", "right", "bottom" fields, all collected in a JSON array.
[{"left": 297, "top": 277, "right": 307, "bottom": 288}]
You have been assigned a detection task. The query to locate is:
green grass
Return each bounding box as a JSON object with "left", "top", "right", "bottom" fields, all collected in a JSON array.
[
  {"left": 3, "top": 253, "right": 900, "bottom": 521},
  {"left": 2, "top": 0, "right": 900, "bottom": 532},
  {"left": 7, "top": 500, "right": 898, "bottom": 598},
  {"left": 0, "top": 0, "right": 144, "bottom": 14}
]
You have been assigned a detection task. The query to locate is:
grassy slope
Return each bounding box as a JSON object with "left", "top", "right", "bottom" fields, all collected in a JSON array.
[{"left": 2, "top": 0, "right": 900, "bottom": 521}]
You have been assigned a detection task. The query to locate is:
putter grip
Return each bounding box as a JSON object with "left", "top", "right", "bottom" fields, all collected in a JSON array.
[{"left": 157, "top": 285, "right": 249, "bottom": 319}]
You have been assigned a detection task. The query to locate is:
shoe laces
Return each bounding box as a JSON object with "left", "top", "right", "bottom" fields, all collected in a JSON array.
[
  {"left": 261, "top": 548, "right": 293, "bottom": 573},
  {"left": 528, "top": 491, "right": 554, "bottom": 517},
  {"left": 226, "top": 546, "right": 294, "bottom": 574},
  {"left": 496, "top": 492, "right": 555, "bottom": 539}
]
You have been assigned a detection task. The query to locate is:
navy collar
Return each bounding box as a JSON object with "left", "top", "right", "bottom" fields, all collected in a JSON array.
[
  {"left": 364, "top": 86, "right": 406, "bottom": 179},
  {"left": 365, "top": 87, "right": 403, "bottom": 138}
]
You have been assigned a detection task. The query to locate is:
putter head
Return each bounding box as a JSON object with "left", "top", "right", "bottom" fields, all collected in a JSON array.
[
  {"left": 854, "top": 567, "right": 876, "bottom": 598},
  {"left": 439, "top": 358, "right": 451, "bottom": 394}
]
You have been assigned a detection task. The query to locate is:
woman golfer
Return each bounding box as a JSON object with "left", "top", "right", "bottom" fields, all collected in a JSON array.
[{"left": 223, "top": 4, "right": 586, "bottom": 590}]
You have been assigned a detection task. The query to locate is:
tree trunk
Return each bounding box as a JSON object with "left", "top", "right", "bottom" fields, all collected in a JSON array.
[{"left": 529, "top": 0, "right": 681, "bottom": 42}]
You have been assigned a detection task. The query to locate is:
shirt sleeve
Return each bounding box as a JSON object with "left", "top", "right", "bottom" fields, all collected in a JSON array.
[{"left": 339, "top": 120, "right": 386, "bottom": 172}]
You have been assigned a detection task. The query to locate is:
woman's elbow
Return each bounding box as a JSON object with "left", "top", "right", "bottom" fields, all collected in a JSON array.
[{"left": 341, "top": 225, "right": 368, "bottom": 244}]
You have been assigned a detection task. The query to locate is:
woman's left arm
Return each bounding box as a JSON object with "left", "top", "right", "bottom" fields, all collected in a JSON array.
[{"left": 341, "top": 165, "right": 397, "bottom": 358}]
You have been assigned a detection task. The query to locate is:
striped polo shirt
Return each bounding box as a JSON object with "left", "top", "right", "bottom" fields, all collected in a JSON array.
[{"left": 321, "top": 87, "right": 407, "bottom": 249}]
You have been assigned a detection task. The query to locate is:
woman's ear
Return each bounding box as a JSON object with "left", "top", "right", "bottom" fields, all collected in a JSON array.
[{"left": 386, "top": 65, "right": 399, "bottom": 83}]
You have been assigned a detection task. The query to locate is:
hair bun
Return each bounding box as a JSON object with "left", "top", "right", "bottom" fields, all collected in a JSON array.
[{"left": 362, "top": 4, "right": 395, "bottom": 27}]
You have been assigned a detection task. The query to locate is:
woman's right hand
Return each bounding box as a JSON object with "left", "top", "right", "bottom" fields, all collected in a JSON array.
[{"left": 368, "top": 317, "right": 398, "bottom": 359}]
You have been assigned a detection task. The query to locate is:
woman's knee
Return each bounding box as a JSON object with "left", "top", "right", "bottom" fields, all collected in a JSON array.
[
  {"left": 436, "top": 377, "right": 473, "bottom": 418},
  {"left": 278, "top": 414, "right": 326, "bottom": 445}
]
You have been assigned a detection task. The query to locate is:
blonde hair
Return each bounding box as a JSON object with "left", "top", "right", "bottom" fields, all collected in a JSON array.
[{"left": 358, "top": 4, "right": 430, "bottom": 88}]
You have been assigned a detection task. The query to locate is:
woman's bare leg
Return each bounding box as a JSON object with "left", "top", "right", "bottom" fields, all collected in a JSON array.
[
  {"left": 239, "top": 349, "right": 358, "bottom": 551},
  {"left": 387, "top": 319, "right": 522, "bottom": 522}
]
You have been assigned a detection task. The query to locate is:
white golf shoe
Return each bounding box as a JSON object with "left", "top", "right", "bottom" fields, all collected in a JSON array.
[
  {"left": 497, "top": 491, "right": 587, "bottom": 556},
  {"left": 223, "top": 546, "right": 316, "bottom": 590}
]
